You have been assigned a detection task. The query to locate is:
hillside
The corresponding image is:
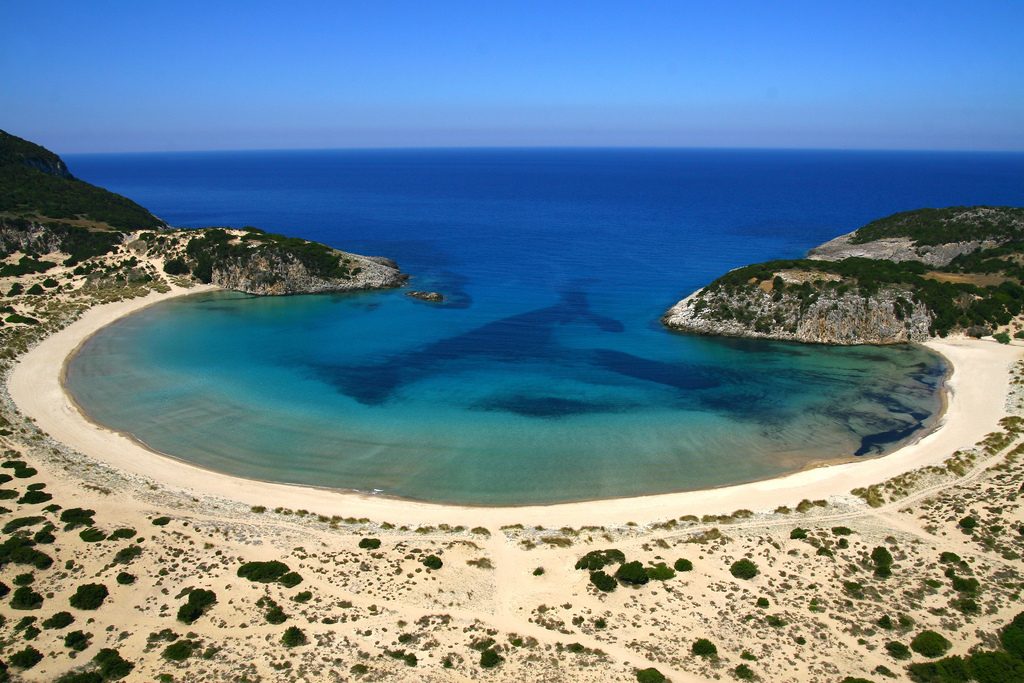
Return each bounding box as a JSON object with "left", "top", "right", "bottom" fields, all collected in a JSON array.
[
  {"left": 663, "top": 207, "right": 1024, "bottom": 344},
  {"left": 0, "top": 131, "right": 406, "bottom": 296},
  {"left": 0, "top": 130, "right": 164, "bottom": 231}
]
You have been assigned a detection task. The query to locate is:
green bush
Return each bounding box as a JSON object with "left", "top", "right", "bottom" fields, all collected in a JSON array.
[
  {"left": 17, "top": 490, "right": 51, "bottom": 504},
  {"left": 692, "top": 638, "right": 718, "bottom": 658},
  {"left": 116, "top": 572, "right": 136, "bottom": 585},
  {"left": 94, "top": 647, "right": 134, "bottom": 679},
  {"left": 281, "top": 626, "right": 307, "bottom": 647},
  {"left": 79, "top": 527, "right": 107, "bottom": 542},
  {"left": 109, "top": 527, "right": 136, "bottom": 540},
  {"left": 162, "top": 639, "right": 195, "bottom": 661},
  {"left": 9, "top": 645, "right": 43, "bottom": 669},
  {"left": 11, "top": 585, "right": 43, "bottom": 609},
  {"left": 959, "top": 516, "right": 977, "bottom": 531},
  {"left": 646, "top": 562, "right": 676, "bottom": 581},
  {"left": 636, "top": 667, "right": 666, "bottom": 683},
  {"left": 177, "top": 588, "right": 216, "bottom": 624},
  {"left": 480, "top": 648, "right": 504, "bottom": 668},
  {"left": 151, "top": 516, "right": 171, "bottom": 526},
  {"left": 615, "top": 561, "right": 650, "bottom": 585},
  {"left": 280, "top": 571, "right": 303, "bottom": 588},
  {"left": 590, "top": 570, "right": 617, "bottom": 592},
  {"left": 69, "top": 583, "right": 109, "bottom": 610},
  {"left": 994, "top": 332, "right": 1011, "bottom": 344},
  {"left": 42, "top": 611, "right": 74, "bottom": 629},
  {"left": 237, "top": 560, "right": 290, "bottom": 583},
  {"left": 674, "top": 558, "right": 693, "bottom": 572},
  {"left": 907, "top": 655, "right": 971, "bottom": 682},
  {"left": 734, "top": 664, "right": 755, "bottom": 680},
  {"left": 64, "top": 629, "right": 92, "bottom": 651},
  {"left": 790, "top": 527, "right": 808, "bottom": 539},
  {"left": 163, "top": 258, "right": 189, "bottom": 275},
  {"left": 885, "top": 641, "right": 911, "bottom": 659},
  {"left": 114, "top": 544, "right": 142, "bottom": 564},
  {"left": 911, "top": 630, "right": 952, "bottom": 658},
  {"left": 730, "top": 559, "right": 759, "bottom": 580},
  {"left": 3, "top": 515, "right": 46, "bottom": 533},
  {"left": 422, "top": 555, "right": 443, "bottom": 570},
  {"left": 358, "top": 537, "right": 381, "bottom": 550},
  {"left": 574, "top": 548, "right": 625, "bottom": 571},
  {"left": 60, "top": 507, "right": 95, "bottom": 529}
]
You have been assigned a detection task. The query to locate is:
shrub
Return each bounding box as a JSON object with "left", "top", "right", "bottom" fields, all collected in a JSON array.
[
  {"left": 42, "top": 611, "right": 74, "bottom": 629},
  {"left": 162, "top": 639, "right": 194, "bottom": 661},
  {"left": 79, "top": 527, "right": 107, "bottom": 542},
  {"left": 282, "top": 626, "right": 307, "bottom": 647},
  {"left": 646, "top": 562, "right": 676, "bottom": 581},
  {"left": 790, "top": 527, "right": 808, "bottom": 539},
  {"left": 872, "top": 546, "right": 894, "bottom": 577},
  {"left": 109, "top": 527, "right": 136, "bottom": 540},
  {"left": 177, "top": 588, "right": 216, "bottom": 624},
  {"left": 832, "top": 526, "right": 853, "bottom": 536},
  {"left": 64, "top": 629, "right": 92, "bottom": 651},
  {"left": 60, "top": 507, "right": 95, "bottom": 529},
  {"left": 69, "top": 583, "right": 109, "bottom": 610},
  {"left": 590, "top": 570, "right": 617, "bottom": 592},
  {"left": 9, "top": 645, "right": 43, "bottom": 669},
  {"left": 1000, "top": 611, "right": 1024, "bottom": 658},
  {"left": 3, "top": 515, "right": 46, "bottom": 533},
  {"left": 959, "top": 516, "right": 977, "bottom": 531},
  {"left": 730, "top": 559, "right": 759, "bottom": 580},
  {"left": 756, "top": 597, "right": 770, "bottom": 608},
  {"left": 237, "top": 560, "right": 290, "bottom": 583},
  {"left": 533, "top": 567, "right": 545, "bottom": 576},
  {"left": 674, "top": 558, "right": 693, "bottom": 572},
  {"left": 116, "top": 572, "right": 136, "bottom": 585},
  {"left": 480, "top": 648, "right": 504, "bottom": 668},
  {"left": 885, "top": 641, "right": 911, "bottom": 659},
  {"left": 615, "top": 561, "right": 650, "bottom": 585},
  {"left": 994, "top": 332, "right": 1011, "bottom": 344},
  {"left": 17, "top": 490, "right": 51, "bottom": 504},
  {"left": 907, "top": 656, "right": 971, "bottom": 682},
  {"left": 575, "top": 548, "right": 626, "bottom": 571},
  {"left": 422, "top": 555, "right": 443, "bottom": 570},
  {"left": 911, "top": 630, "right": 952, "bottom": 658},
  {"left": 94, "top": 648, "right": 134, "bottom": 679},
  {"left": 734, "top": 664, "right": 755, "bottom": 680},
  {"left": 280, "top": 571, "right": 303, "bottom": 588},
  {"left": 692, "top": 638, "right": 718, "bottom": 658},
  {"left": 636, "top": 668, "right": 666, "bottom": 683},
  {"left": 358, "top": 537, "right": 381, "bottom": 550},
  {"left": 163, "top": 258, "right": 189, "bottom": 275},
  {"left": 11, "top": 585, "right": 43, "bottom": 609},
  {"left": 151, "top": 516, "right": 171, "bottom": 526},
  {"left": 114, "top": 545, "right": 142, "bottom": 563},
  {"left": 292, "top": 591, "right": 312, "bottom": 603}
]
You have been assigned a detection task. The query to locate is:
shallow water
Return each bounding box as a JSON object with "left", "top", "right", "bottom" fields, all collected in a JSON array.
[{"left": 63, "top": 148, "right": 1024, "bottom": 504}]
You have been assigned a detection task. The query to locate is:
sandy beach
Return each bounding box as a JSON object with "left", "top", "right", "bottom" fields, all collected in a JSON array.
[{"left": 9, "top": 284, "right": 1021, "bottom": 527}]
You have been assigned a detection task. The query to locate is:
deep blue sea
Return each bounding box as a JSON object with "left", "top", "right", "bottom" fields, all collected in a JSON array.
[{"left": 64, "top": 149, "right": 1024, "bottom": 504}]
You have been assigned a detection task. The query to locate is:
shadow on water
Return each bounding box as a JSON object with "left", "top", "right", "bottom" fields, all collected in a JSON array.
[{"left": 310, "top": 290, "right": 727, "bottom": 410}]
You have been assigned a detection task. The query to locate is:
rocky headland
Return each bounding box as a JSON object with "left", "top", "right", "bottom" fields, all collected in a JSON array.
[{"left": 663, "top": 206, "right": 1024, "bottom": 344}]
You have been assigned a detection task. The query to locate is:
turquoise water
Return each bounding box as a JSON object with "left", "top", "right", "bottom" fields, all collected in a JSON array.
[
  {"left": 61, "top": 148, "right": 1023, "bottom": 505},
  {"left": 66, "top": 289, "right": 944, "bottom": 504}
]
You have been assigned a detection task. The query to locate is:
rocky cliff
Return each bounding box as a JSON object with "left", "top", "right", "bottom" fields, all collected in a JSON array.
[
  {"left": 662, "top": 279, "right": 932, "bottom": 345},
  {"left": 662, "top": 206, "right": 1024, "bottom": 344}
]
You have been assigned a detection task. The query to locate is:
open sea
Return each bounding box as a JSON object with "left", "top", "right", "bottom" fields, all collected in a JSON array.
[{"left": 63, "top": 148, "right": 1024, "bottom": 505}]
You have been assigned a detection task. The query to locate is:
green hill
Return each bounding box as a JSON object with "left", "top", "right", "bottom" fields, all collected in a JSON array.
[{"left": 0, "top": 130, "right": 163, "bottom": 231}]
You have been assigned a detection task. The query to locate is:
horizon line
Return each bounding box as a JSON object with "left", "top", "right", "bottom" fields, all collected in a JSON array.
[{"left": 61, "top": 143, "right": 1024, "bottom": 157}]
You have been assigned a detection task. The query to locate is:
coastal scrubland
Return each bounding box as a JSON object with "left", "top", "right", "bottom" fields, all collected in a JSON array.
[{"left": 2, "top": 131, "right": 1024, "bottom": 681}]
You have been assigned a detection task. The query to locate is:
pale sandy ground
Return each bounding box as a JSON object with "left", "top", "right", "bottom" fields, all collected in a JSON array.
[
  {"left": 3, "top": 257, "right": 1024, "bottom": 682},
  {"left": 9, "top": 285, "right": 1020, "bottom": 528}
]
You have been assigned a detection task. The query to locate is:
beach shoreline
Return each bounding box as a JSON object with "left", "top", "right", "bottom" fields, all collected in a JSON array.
[{"left": 9, "top": 285, "right": 1022, "bottom": 527}]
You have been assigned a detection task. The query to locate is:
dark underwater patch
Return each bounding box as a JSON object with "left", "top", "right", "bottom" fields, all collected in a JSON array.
[{"left": 474, "top": 395, "right": 625, "bottom": 418}]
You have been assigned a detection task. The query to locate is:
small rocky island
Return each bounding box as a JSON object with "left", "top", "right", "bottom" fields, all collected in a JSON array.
[
  {"left": 0, "top": 129, "right": 406, "bottom": 297},
  {"left": 663, "top": 206, "right": 1024, "bottom": 344},
  {"left": 406, "top": 290, "right": 444, "bottom": 302}
]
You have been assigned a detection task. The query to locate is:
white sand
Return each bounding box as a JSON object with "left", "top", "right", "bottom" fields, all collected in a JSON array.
[{"left": 9, "top": 286, "right": 1022, "bottom": 528}]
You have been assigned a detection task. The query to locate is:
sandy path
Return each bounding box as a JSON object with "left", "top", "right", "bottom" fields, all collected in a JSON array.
[{"left": 8, "top": 285, "right": 1022, "bottom": 528}]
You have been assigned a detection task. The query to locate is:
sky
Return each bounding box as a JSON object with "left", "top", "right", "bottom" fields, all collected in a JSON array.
[{"left": 2, "top": 1, "right": 1023, "bottom": 153}]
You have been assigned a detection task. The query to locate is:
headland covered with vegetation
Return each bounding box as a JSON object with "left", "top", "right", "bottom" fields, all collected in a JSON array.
[
  {"left": 1, "top": 130, "right": 1023, "bottom": 682},
  {"left": 663, "top": 206, "right": 1024, "bottom": 345}
]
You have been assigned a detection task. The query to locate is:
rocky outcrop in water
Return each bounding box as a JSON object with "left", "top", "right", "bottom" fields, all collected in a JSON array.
[{"left": 406, "top": 290, "right": 444, "bottom": 302}]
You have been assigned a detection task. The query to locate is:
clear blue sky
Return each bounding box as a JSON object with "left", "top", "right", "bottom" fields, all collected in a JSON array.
[{"left": 2, "top": 1, "right": 1022, "bottom": 153}]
